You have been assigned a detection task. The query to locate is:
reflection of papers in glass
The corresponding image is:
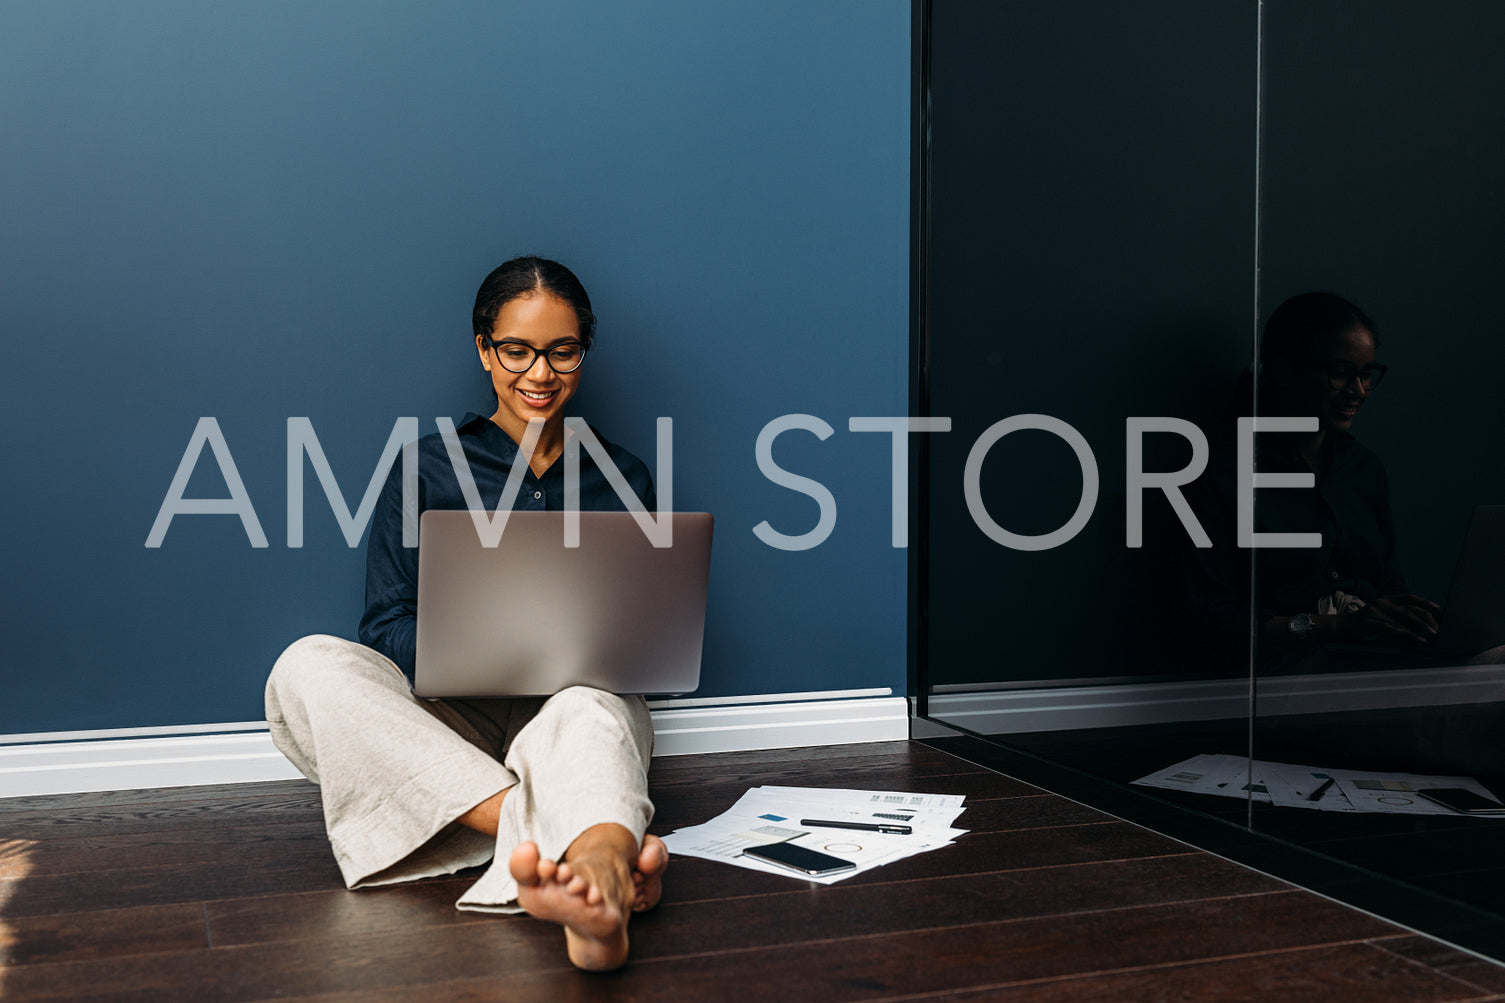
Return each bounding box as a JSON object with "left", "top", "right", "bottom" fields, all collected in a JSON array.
[
  {"left": 1134, "top": 754, "right": 1500, "bottom": 815},
  {"left": 1132, "top": 753, "right": 1268, "bottom": 801},
  {"left": 1330, "top": 771, "right": 1499, "bottom": 816},
  {"left": 1260, "top": 762, "right": 1357, "bottom": 811},
  {"left": 661, "top": 785, "right": 968, "bottom": 884}
]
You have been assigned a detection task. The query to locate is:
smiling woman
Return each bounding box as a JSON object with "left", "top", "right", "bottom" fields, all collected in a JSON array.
[
  {"left": 263, "top": 256, "right": 668, "bottom": 972},
  {"left": 1259, "top": 292, "right": 1385, "bottom": 454},
  {"left": 1182, "top": 291, "right": 1442, "bottom": 667},
  {"left": 1251, "top": 293, "right": 1440, "bottom": 654},
  {"left": 473, "top": 258, "right": 594, "bottom": 477}
]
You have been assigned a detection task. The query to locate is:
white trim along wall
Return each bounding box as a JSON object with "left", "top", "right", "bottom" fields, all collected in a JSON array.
[
  {"left": 7, "top": 666, "right": 1498, "bottom": 800},
  {"left": 0, "top": 690, "right": 907, "bottom": 799},
  {"left": 927, "top": 664, "right": 1505, "bottom": 734}
]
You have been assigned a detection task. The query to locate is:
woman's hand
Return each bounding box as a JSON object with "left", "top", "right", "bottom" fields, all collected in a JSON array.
[{"left": 1335, "top": 594, "right": 1441, "bottom": 644}]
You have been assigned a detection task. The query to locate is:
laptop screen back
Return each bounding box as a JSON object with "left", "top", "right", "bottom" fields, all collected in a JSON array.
[{"left": 414, "top": 510, "right": 713, "bottom": 697}]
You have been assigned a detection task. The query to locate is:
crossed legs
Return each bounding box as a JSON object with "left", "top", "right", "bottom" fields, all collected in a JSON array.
[{"left": 266, "top": 635, "right": 664, "bottom": 971}]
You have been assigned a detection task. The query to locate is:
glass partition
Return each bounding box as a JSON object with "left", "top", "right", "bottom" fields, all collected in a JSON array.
[
  {"left": 1247, "top": 0, "right": 1505, "bottom": 939},
  {"left": 917, "top": 0, "right": 1505, "bottom": 959},
  {"left": 922, "top": 0, "right": 1260, "bottom": 821}
]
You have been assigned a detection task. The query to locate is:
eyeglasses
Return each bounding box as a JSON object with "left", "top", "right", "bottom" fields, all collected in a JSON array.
[
  {"left": 484, "top": 338, "right": 588, "bottom": 374},
  {"left": 1322, "top": 363, "right": 1388, "bottom": 391}
]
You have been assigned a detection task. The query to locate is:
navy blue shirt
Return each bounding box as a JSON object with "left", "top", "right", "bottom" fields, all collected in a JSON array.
[{"left": 359, "top": 412, "right": 657, "bottom": 678}]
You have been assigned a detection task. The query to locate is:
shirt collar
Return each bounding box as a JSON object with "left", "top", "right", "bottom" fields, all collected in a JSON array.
[
  {"left": 455, "top": 412, "right": 522, "bottom": 463},
  {"left": 453, "top": 412, "right": 607, "bottom": 472},
  {"left": 456, "top": 411, "right": 493, "bottom": 435}
]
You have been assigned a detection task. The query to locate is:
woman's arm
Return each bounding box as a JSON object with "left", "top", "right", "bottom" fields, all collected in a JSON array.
[
  {"left": 1260, "top": 595, "right": 1441, "bottom": 655},
  {"left": 358, "top": 457, "right": 421, "bottom": 677}
]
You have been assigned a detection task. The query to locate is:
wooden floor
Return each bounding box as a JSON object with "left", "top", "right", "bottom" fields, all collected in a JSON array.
[{"left": 4, "top": 741, "right": 1505, "bottom": 1001}]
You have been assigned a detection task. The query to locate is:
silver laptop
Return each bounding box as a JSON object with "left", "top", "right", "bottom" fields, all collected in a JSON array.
[{"left": 414, "top": 510, "right": 713, "bottom": 697}]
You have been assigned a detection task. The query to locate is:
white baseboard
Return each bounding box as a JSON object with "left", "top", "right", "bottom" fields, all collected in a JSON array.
[
  {"left": 10, "top": 666, "right": 1497, "bottom": 799},
  {"left": 0, "top": 694, "right": 909, "bottom": 800},
  {"left": 0, "top": 733, "right": 309, "bottom": 799},
  {"left": 928, "top": 664, "right": 1505, "bottom": 735},
  {"left": 649, "top": 697, "right": 909, "bottom": 756}
]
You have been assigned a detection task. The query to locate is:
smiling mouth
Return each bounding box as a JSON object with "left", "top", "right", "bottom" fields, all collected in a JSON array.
[{"left": 518, "top": 389, "right": 557, "bottom": 402}]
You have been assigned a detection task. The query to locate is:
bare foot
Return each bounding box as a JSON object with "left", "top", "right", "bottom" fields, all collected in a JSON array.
[
  {"left": 631, "top": 834, "right": 669, "bottom": 912},
  {"left": 509, "top": 827, "right": 636, "bottom": 971}
]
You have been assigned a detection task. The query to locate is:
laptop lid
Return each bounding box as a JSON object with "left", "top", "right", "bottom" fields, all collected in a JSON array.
[
  {"left": 414, "top": 510, "right": 713, "bottom": 698},
  {"left": 1436, "top": 505, "right": 1505, "bottom": 654}
]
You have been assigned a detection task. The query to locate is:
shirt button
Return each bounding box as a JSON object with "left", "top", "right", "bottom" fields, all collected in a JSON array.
[
  {"left": 1329, "top": 569, "right": 1341, "bottom": 580},
  {"left": 533, "top": 491, "right": 542, "bottom": 500}
]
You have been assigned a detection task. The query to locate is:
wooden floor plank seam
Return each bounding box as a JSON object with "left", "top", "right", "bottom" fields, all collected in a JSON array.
[
  {"left": 1366, "top": 938, "right": 1505, "bottom": 997},
  {"left": 2, "top": 817, "right": 1142, "bottom": 892},
  {"left": 654, "top": 853, "right": 1240, "bottom": 910},
  {"left": 0, "top": 872, "right": 1284, "bottom": 977},
  {"left": 436, "top": 887, "right": 1338, "bottom": 973},
  {"left": 846, "top": 941, "right": 1497, "bottom": 1003},
  {"left": 544, "top": 848, "right": 1217, "bottom": 912},
  {"left": 0, "top": 852, "right": 1258, "bottom": 975},
  {"left": 305, "top": 920, "right": 1434, "bottom": 1003}
]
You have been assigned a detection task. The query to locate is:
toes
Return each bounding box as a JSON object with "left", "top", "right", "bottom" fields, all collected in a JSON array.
[
  {"left": 637, "top": 834, "right": 669, "bottom": 876},
  {"left": 629, "top": 837, "right": 667, "bottom": 913},
  {"left": 508, "top": 841, "right": 542, "bottom": 886}
]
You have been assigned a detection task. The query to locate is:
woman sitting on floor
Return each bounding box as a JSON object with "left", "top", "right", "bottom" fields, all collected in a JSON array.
[{"left": 265, "top": 256, "right": 667, "bottom": 971}]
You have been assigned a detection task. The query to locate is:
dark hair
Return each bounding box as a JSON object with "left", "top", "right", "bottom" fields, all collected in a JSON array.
[
  {"left": 1241, "top": 291, "right": 1379, "bottom": 410},
  {"left": 472, "top": 256, "right": 597, "bottom": 347},
  {"left": 1260, "top": 291, "right": 1378, "bottom": 370}
]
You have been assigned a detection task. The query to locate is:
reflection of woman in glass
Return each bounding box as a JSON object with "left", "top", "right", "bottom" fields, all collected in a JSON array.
[
  {"left": 1186, "top": 292, "right": 1440, "bottom": 667},
  {"left": 265, "top": 257, "right": 666, "bottom": 971}
]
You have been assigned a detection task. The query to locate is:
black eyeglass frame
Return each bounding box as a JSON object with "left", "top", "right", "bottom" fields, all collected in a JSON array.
[
  {"left": 483, "top": 338, "right": 590, "bottom": 374},
  {"left": 1322, "top": 362, "right": 1388, "bottom": 391}
]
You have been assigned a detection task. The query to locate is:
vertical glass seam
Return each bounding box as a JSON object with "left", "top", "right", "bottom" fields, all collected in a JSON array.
[{"left": 1247, "top": 0, "right": 1267, "bottom": 829}]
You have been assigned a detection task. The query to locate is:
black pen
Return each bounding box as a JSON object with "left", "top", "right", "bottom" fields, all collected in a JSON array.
[
  {"left": 800, "top": 818, "right": 912, "bottom": 834},
  {"left": 1308, "top": 778, "right": 1336, "bottom": 802}
]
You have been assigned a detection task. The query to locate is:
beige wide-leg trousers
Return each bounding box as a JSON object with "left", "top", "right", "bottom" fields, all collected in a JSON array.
[{"left": 265, "top": 634, "right": 655, "bottom": 912}]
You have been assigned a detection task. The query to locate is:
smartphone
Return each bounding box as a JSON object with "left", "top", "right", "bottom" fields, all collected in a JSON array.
[
  {"left": 1416, "top": 788, "right": 1505, "bottom": 815},
  {"left": 742, "top": 841, "right": 857, "bottom": 876}
]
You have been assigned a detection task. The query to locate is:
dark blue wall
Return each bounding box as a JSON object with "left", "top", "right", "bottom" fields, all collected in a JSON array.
[{"left": 1, "top": 1, "right": 911, "bottom": 733}]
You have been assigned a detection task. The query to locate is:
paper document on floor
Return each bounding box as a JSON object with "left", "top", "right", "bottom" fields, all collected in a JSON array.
[{"left": 661, "top": 785, "right": 968, "bottom": 884}]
